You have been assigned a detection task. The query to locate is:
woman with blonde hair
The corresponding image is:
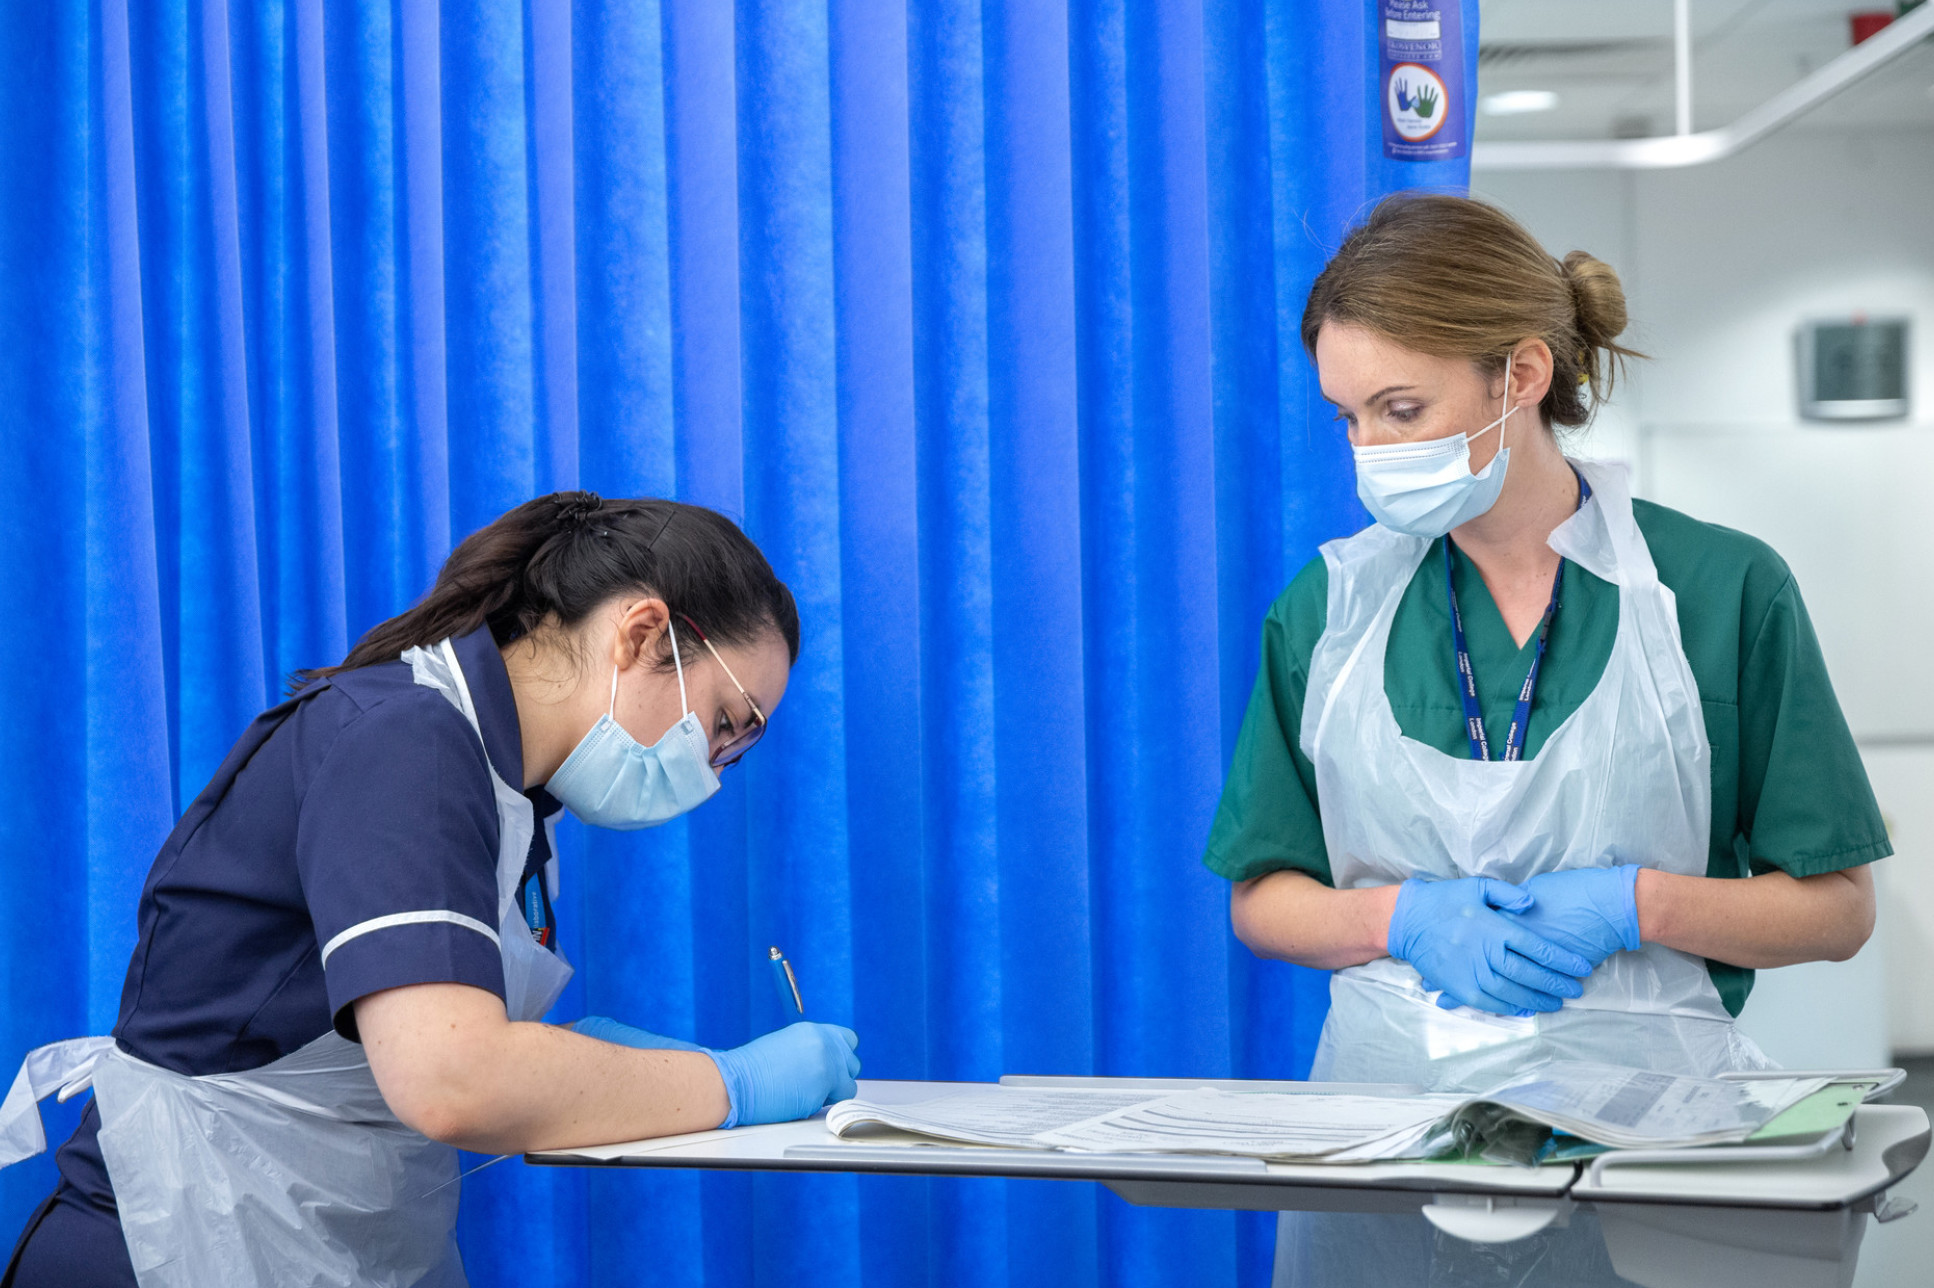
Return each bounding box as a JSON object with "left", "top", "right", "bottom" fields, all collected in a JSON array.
[{"left": 1205, "top": 194, "right": 1888, "bottom": 1284}]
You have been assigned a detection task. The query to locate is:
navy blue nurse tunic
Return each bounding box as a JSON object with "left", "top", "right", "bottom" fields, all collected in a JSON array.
[{"left": 3, "top": 627, "right": 562, "bottom": 1287}]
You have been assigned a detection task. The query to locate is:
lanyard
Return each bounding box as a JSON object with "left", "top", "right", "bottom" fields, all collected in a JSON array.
[
  {"left": 520, "top": 864, "right": 556, "bottom": 950},
  {"left": 1446, "top": 471, "right": 1592, "bottom": 762}
]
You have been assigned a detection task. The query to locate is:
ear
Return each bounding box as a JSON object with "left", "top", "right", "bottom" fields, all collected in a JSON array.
[
  {"left": 609, "top": 596, "right": 671, "bottom": 672},
  {"left": 1503, "top": 338, "right": 1554, "bottom": 413}
]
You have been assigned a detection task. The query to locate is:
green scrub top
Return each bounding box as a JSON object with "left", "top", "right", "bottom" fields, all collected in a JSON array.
[{"left": 1204, "top": 497, "right": 1891, "bottom": 1016}]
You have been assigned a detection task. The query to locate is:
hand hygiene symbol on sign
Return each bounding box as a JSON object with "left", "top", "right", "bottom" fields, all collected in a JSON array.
[{"left": 1388, "top": 64, "right": 1449, "bottom": 141}]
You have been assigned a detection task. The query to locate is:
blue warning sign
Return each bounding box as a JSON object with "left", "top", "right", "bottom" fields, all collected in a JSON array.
[{"left": 1382, "top": 1, "right": 1467, "bottom": 162}]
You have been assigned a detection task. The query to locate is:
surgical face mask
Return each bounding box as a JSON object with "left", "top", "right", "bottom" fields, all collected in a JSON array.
[
  {"left": 545, "top": 620, "right": 721, "bottom": 830},
  {"left": 1352, "top": 376, "right": 1520, "bottom": 539}
]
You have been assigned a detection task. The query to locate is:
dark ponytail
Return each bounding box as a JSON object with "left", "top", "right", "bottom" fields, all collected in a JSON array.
[{"left": 300, "top": 492, "right": 799, "bottom": 686}]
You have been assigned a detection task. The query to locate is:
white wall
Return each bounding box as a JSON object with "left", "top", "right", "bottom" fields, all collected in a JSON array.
[
  {"left": 1475, "top": 123, "right": 1934, "bottom": 1062},
  {"left": 1871, "top": 747, "right": 1934, "bottom": 1053}
]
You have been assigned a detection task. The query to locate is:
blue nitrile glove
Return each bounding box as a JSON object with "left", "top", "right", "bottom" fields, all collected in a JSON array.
[
  {"left": 571, "top": 1016, "right": 709, "bottom": 1052},
  {"left": 1509, "top": 866, "right": 1642, "bottom": 969},
  {"left": 707, "top": 1022, "right": 861, "bottom": 1128},
  {"left": 1387, "top": 877, "right": 1594, "bottom": 1017}
]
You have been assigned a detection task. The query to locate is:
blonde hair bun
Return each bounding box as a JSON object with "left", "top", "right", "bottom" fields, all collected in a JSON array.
[{"left": 1560, "top": 250, "right": 1629, "bottom": 352}]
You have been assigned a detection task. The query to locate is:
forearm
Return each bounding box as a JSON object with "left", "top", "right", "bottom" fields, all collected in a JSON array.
[
  {"left": 439, "top": 1021, "right": 728, "bottom": 1154},
  {"left": 359, "top": 985, "right": 731, "bottom": 1154},
  {"left": 1230, "top": 869, "right": 1400, "bottom": 970},
  {"left": 1635, "top": 865, "right": 1875, "bottom": 969}
]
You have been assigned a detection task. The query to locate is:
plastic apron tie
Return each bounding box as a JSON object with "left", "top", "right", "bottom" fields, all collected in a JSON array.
[{"left": 0, "top": 1037, "right": 115, "bottom": 1169}]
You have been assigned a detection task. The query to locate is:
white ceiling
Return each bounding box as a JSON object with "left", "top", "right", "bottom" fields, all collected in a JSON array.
[{"left": 1475, "top": 0, "right": 1934, "bottom": 141}]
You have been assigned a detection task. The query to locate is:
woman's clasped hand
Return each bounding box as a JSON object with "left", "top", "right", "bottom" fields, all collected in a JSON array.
[{"left": 1386, "top": 867, "right": 1643, "bottom": 1017}]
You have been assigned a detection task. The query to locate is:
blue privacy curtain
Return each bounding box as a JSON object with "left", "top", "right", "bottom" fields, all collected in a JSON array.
[{"left": 0, "top": 1, "right": 1474, "bottom": 1285}]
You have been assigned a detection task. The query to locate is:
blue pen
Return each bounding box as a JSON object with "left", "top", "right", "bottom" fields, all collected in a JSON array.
[{"left": 768, "top": 946, "right": 805, "bottom": 1020}]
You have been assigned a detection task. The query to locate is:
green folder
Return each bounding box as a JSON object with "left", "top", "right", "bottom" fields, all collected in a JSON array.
[{"left": 1745, "top": 1081, "right": 1877, "bottom": 1145}]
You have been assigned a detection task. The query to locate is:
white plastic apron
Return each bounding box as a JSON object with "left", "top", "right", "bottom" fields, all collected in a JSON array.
[
  {"left": 1301, "top": 460, "right": 1769, "bottom": 1091},
  {"left": 0, "top": 638, "right": 572, "bottom": 1287},
  {"left": 1274, "top": 462, "right": 1770, "bottom": 1288}
]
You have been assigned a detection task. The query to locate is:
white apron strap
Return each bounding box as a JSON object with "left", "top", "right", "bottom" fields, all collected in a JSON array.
[
  {"left": 402, "top": 638, "right": 573, "bottom": 1022},
  {"left": 0, "top": 1036, "right": 117, "bottom": 1167}
]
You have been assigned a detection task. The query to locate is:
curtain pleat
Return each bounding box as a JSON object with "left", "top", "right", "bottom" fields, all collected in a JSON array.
[{"left": 0, "top": 1, "right": 1475, "bottom": 1284}]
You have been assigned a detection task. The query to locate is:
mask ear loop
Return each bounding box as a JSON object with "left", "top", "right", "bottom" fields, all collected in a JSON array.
[
  {"left": 608, "top": 617, "right": 691, "bottom": 719},
  {"left": 1467, "top": 360, "right": 1518, "bottom": 448},
  {"left": 666, "top": 618, "right": 691, "bottom": 715},
  {"left": 1500, "top": 361, "right": 1514, "bottom": 453}
]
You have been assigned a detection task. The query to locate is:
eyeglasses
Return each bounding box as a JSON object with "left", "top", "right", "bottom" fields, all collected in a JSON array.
[{"left": 676, "top": 614, "right": 767, "bottom": 769}]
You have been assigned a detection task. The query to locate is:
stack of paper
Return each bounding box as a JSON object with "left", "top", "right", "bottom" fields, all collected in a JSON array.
[
  {"left": 1033, "top": 1090, "right": 1465, "bottom": 1160},
  {"left": 1453, "top": 1063, "right": 1831, "bottom": 1151},
  {"left": 825, "top": 1087, "right": 1464, "bottom": 1162},
  {"left": 824, "top": 1089, "right": 1169, "bottom": 1149},
  {"left": 824, "top": 1062, "right": 1837, "bottom": 1165}
]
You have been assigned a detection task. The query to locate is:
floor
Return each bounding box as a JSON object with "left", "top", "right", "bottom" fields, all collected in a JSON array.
[{"left": 1849, "top": 1057, "right": 1934, "bottom": 1287}]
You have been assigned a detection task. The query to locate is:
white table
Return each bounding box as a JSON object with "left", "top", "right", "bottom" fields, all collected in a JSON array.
[{"left": 527, "top": 1077, "right": 1929, "bottom": 1288}]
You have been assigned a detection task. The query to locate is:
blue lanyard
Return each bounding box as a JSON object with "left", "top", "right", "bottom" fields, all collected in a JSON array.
[
  {"left": 1446, "top": 471, "right": 1591, "bottom": 762},
  {"left": 521, "top": 870, "right": 555, "bottom": 950}
]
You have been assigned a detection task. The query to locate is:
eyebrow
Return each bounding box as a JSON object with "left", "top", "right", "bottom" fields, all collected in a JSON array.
[{"left": 1321, "top": 384, "right": 1417, "bottom": 408}]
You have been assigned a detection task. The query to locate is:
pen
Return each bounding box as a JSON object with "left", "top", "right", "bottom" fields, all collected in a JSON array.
[{"left": 768, "top": 946, "right": 805, "bottom": 1020}]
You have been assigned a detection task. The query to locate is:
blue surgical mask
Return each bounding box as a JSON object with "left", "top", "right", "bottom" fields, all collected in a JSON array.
[
  {"left": 546, "top": 620, "right": 721, "bottom": 830},
  {"left": 1353, "top": 377, "right": 1519, "bottom": 539}
]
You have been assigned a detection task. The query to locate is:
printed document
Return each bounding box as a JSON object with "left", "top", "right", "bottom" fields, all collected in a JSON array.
[
  {"left": 827, "top": 1087, "right": 1458, "bottom": 1161},
  {"left": 825, "top": 1089, "right": 1170, "bottom": 1148},
  {"left": 825, "top": 1063, "right": 1836, "bottom": 1163},
  {"left": 1454, "top": 1062, "right": 1830, "bottom": 1150},
  {"left": 1035, "top": 1090, "right": 1462, "bottom": 1158}
]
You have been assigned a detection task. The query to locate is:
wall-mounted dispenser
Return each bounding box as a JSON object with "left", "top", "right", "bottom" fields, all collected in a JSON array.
[{"left": 1797, "top": 317, "right": 1910, "bottom": 422}]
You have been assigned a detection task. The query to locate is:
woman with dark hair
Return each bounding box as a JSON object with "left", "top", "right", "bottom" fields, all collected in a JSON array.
[
  {"left": 1204, "top": 195, "right": 1888, "bottom": 1285},
  {"left": 2, "top": 493, "right": 859, "bottom": 1287}
]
